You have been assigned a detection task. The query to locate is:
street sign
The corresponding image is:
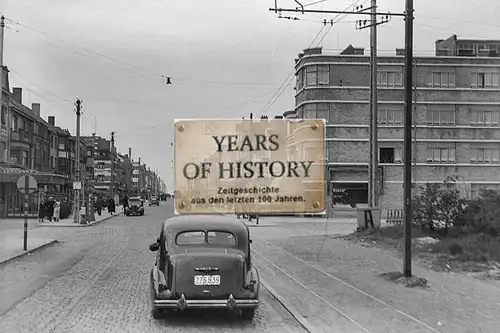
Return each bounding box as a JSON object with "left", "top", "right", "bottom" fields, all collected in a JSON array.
[
  {"left": 174, "top": 119, "right": 326, "bottom": 215},
  {"left": 17, "top": 175, "right": 38, "bottom": 194}
]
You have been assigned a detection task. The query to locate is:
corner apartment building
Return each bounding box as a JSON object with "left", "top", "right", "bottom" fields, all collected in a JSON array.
[{"left": 292, "top": 37, "right": 500, "bottom": 212}]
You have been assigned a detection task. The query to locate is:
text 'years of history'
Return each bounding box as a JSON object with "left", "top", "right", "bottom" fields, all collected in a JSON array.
[{"left": 180, "top": 134, "right": 316, "bottom": 180}]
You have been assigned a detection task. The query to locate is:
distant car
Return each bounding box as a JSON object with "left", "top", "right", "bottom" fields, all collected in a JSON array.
[
  {"left": 148, "top": 214, "right": 260, "bottom": 320},
  {"left": 125, "top": 197, "right": 144, "bottom": 216},
  {"left": 149, "top": 196, "right": 160, "bottom": 206}
]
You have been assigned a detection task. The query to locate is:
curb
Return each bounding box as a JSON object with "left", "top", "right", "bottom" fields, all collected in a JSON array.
[
  {"left": 37, "top": 212, "right": 123, "bottom": 228},
  {"left": 260, "top": 278, "right": 315, "bottom": 333},
  {"left": 0, "top": 240, "right": 59, "bottom": 266}
]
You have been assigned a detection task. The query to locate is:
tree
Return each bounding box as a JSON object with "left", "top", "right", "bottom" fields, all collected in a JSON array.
[
  {"left": 437, "top": 176, "right": 465, "bottom": 235},
  {"left": 412, "top": 182, "right": 440, "bottom": 231},
  {"left": 412, "top": 176, "right": 465, "bottom": 234}
]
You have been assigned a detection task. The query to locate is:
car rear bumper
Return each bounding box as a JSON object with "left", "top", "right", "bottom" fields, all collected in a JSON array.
[{"left": 154, "top": 293, "right": 259, "bottom": 310}]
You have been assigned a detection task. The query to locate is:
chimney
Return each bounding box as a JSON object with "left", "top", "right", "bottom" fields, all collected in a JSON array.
[
  {"left": 48, "top": 116, "right": 55, "bottom": 126},
  {"left": 13, "top": 87, "right": 22, "bottom": 104},
  {"left": 32, "top": 103, "right": 41, "bottom": 117}
]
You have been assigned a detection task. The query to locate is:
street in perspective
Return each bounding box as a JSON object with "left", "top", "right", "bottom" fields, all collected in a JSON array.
[{"left": 1, "top": 0, "right": 500, "bottom": 332}]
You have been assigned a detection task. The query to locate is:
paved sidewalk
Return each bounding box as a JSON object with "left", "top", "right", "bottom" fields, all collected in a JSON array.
[
  {"left": 0, "top": 207, "right": 123, "bottom": 265},
  {"left": 37, "top": 209, "right": 123, "bottom": 228}
]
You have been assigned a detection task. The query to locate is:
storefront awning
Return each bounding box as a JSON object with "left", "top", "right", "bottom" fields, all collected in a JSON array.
[{"left": 0, "top": 167, "right": 68, "bottom": 185}]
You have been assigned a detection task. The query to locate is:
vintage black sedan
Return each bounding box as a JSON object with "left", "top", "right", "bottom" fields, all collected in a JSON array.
[
  {"left": 148, "top": 214, "right": 260, "bottom": 320},
  {"left": 149, "top": 196, "right": 160, "bottom": 206},
  {"left": 125, "top": 197, "right": 144, "bottom": 216}
]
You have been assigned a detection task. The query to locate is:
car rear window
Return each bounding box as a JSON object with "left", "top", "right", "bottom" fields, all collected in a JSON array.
[
  {"left": 176, "top": 231, "right": 205, "bottom": 245},
  {"left": 208, "top": 231, "right": 236, "bottom": 246},
  {"left": 129, "top": 200, "right": 141, "bottom": 204}
]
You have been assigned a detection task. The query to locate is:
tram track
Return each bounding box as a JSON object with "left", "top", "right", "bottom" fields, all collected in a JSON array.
[{"left": 251, "top": 236, "right": 443, "bottom": 333}]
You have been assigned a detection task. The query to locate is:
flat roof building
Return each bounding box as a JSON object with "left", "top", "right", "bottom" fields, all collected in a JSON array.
[{"left": 290, "top": 36, "right": 500, "bottom": 214}]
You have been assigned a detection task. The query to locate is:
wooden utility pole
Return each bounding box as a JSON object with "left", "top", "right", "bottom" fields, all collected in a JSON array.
[
  {"left": 269, "top": 1, "right": 414, "bottom": 276},
  {"left": 0, "top": 16, "right": 5, "bottom": 161},
  {"left": 369, "top": 0, "right": 379, "bottom": 208},
  {"left": 110, "top": 131, "right": 115, "bottom": 200},
  {"left": 355, "top": 1, "right": 390, "bottom": 208},
  {"left": 403, "top": 0, "right": 414, "bottom": 277},
  {"left": 73, "top": 99, "right": 82, "bottom": 223}
]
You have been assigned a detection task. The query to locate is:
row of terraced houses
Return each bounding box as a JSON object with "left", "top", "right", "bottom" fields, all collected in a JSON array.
[
  {"left": 287, "top": 34, "right": 500, "bottom": 216},
  {"left": 0, "top": 66, "right": 166, "bottom": 218}
]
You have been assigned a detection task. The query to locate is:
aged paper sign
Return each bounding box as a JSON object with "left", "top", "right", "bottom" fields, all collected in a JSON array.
[{"left": 174, "top": 119, "right": 325, "bottom": 214}]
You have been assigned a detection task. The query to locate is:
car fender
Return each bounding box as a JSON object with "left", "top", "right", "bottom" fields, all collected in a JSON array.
[
  {"left": 245, "top": 265, "right": 260, "bottom": 298},
  {"left": 151, "top": 265, "right": 168, "bottom": 295}
]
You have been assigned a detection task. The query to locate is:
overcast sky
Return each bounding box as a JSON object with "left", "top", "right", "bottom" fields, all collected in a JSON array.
[{"left": 2, "top": 0, "right": 499, "bottom": 190}]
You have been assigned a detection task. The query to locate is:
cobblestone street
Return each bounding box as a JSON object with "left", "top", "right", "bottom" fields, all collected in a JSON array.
[
  {"left": 0, "top": 202, "right": 303, "bottom": 333},
  {"left": 3, "top": 207, "right": 500, "bottom": 333},
  {"left": 249, "top": 220, "right": 500, "bottom": 333}
]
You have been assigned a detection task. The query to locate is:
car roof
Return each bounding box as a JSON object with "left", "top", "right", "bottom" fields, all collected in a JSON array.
[
  {"left": 163, "top": 214, "right": 248, "bottom": 234},
  {"left": 129, "top": 197, "right": 142, "bottom": 200}
]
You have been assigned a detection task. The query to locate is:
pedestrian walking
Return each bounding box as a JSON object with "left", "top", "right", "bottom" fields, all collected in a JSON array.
[
  {"left": 122, "top": 195, "right": 129, "bottom": 211},
  {"left": 53, "top": 200, "right": 61, "bottom": 222},
  {"left": 95, "top": 196, "right": 103, "bottom": 216},
  {"left": 46, "top": 197, "right": 55, "bottom": 222},
  {"left": 38, "top": 202, "right": 46, "bottom": 222},
  {"left": 108, "top": 197, "right": 116, "bottom": 215}
]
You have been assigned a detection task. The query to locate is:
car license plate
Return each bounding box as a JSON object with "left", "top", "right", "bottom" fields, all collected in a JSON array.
[{"left": 194, "top": 275, "right": 220, "bottom": 286}]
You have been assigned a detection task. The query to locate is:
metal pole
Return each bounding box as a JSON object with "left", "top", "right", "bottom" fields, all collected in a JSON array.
[
  {"left": 74, "top": 99, "right": 82, "bottom": 223},
  {"left": 0, "top": 16, "right": 4, "bottom": 67},
  {"left": 403, "top": 0, "right": 414, "bottom": 277},
  {"left": 23, "top": 175, "right": 29, "bottom": 250},
  {"left": 0, "top": 16, "right": 6, "bottom": 162},
  {"left": 369, "top": 0, "right": 379, "bottom": 208}
]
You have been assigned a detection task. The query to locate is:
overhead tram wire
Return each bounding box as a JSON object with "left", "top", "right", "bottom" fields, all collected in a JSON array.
[
  {"left": 255, "top": 0, "right": 369, "bottom": 119},
  {"left": 4, "top": 17, "right": 290, "bottom": 88}
]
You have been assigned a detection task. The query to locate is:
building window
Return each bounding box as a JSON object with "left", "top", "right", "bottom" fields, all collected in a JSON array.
[
  {"left": 471, "top": 110, "right": 500, "bottom": 127},
  {"left": 379, "top": 147, "right": 402, "bottom": 163},
  {"left": 427, "top": 109, "right": 456, "bottom": 126},
  {"left": 378, "top": 109, "right": 403, "bottom": 125},
  {"left": 472, "top": 72, "right": 500, "bottom": 88},
  {"left": 377, "top": 71, "right": 402, "bottom": 87},
  {"left": 296, "top": 69, "right": 304, "bottom": 91},
  {"left": 1, "top": 105, "right": 6, "bottom": 125},
  {"left": 471, "top": 183, "right": 500, "bottom": 200},
  {"left": 305, "top": 66, "right": 317, "bottom": 86},
  {"left": 22, "top": 150, "right": 28, "bottom": 166},
  {"left": 427, "top": 71, "right": 455, "bottom": 88},
  {"left": 317, "top": 65, "right": 329, "bottom": 85},
  {"left": 303, "top": 103, "right": 317, "bottom": 119},
  {"left": 470, "top": 148, "right": 500, "bottom": 164},
  {"left": 305, "top": 65, "right": 329, "bottom": 86},
  {"left": 428, "top": 148, "right": 456, "bottom": 163}
]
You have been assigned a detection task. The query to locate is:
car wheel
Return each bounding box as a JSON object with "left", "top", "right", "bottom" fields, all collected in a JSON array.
[{"left": 241, "top": 308, "right": 256, "bottom": 320}]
